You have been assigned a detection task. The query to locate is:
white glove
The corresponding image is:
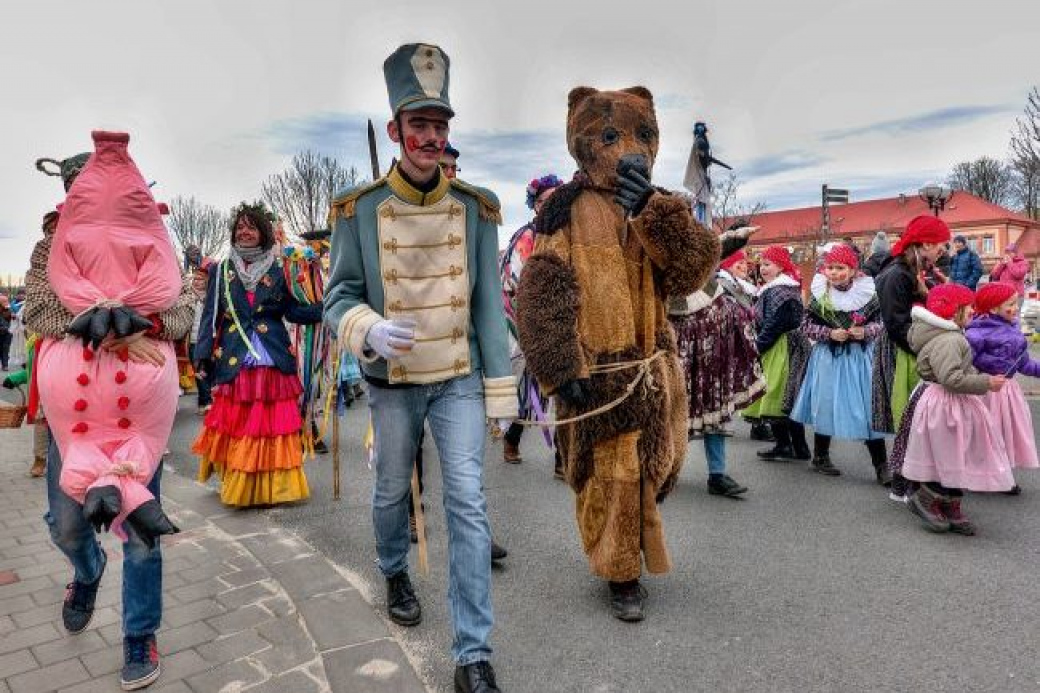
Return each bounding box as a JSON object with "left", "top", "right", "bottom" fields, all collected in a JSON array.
[{"left": 365, "top": 318, "right": 417, "bottom": 360}]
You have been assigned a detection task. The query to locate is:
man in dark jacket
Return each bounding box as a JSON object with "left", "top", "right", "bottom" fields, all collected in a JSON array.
[{"left": 949, "top": 235, "right": 983, "bottom": 290}]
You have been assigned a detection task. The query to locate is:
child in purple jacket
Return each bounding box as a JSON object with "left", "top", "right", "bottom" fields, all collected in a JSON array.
[{"left": 966, "top": 282, "right": 1040, "bottom": 491}]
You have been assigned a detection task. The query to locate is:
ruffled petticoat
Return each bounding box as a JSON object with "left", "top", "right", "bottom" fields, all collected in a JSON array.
[
  {"left": 984, "top": 379, "right": 1039, "bottom": 469},
  {"left": 901, "top": 384, "right": 1014, "bottom": 492},
  {"left": 192, "top": 366, "right": 309, "bottom": 507}
]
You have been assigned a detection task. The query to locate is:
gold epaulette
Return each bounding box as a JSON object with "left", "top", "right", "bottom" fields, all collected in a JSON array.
[
  {"left": 450, "top": 179, "right": 503, "bottom": 225},
  {"left": 328, "top": 177, "right": 388, "bottom": 223}
]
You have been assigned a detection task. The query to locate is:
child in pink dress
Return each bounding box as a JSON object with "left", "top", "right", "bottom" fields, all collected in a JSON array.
[
  {"left": 902, "top": 283, "right": 1013, "bottom": 535},
  {"left": 37, "top": 131, "right": 182, "bottom": 546},
  {"left": 965, "top": 281, "right": 1040, "bottom": 493}
]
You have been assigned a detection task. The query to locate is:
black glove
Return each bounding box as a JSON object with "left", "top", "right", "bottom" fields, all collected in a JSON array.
[
  {"left": 556, "top": 378, "right": 593, "bottom": 409},
  {"left": 111, "top": 306, "right": 153, "bottom": 338},
  {"left": 2, "top": 377, "right": 13, "bottom": 389},
  {"left": 614, "top": 162, "right": 654, "bottom": 216}
]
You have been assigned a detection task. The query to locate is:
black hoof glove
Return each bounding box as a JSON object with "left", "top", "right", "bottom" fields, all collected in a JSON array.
[
  {"left": 556, "top": 378, "right": 593, "bottom": 409},
  {"left": 111, "top": 307, "right": 153, "bottom": 338},
  {"left": 124, "top": 500, "right": 180, "bottom": 549},
  {"left": 614, "top": 160, "right": 654, "bottom": 216},
  {"left": 89, "top": 307, "right": 113, "bottom": 349},
  {"left": 67, "top": 308, "right": 98, "bottom": 347},
  {"left": 83, "top": 486, "right": 122, "bottom": 532}
]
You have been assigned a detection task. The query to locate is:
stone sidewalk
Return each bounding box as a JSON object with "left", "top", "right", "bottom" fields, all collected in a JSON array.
[{"left": 0, "top": 425, "right": 428, "bottom": 693}]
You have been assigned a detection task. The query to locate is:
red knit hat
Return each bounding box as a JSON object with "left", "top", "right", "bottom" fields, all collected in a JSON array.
[
  {"left": 974, "top": 281, "right": 1018, "bottom": 314},
  {"left": 891, "top": 215, "right": 952, "bottom": 256},
  {"left": 720, "top": 249, "right": 747, "bottom": 272},
  {"left": 925, "top": 283, "right": 975, "bottom": 320},
  {"left": 762, "top": 245, "right": 799, "bottom": 279},
  {"left": 823, "top": 244, "right": 859, "bottom": 269}
]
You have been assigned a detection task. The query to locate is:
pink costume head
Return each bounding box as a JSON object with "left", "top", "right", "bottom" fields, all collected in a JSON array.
[{"left": 47, "top": 131, "right": 181, "bottom": 316}]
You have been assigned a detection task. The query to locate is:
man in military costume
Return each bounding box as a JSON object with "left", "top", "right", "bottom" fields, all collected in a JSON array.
[{"left": 324, "top": 43, "right": 514, "bottom": 693}]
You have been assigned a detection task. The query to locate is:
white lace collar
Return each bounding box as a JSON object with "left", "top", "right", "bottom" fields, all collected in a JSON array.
[
  {"left": 810, "top": 274, "right": 876, "bottom": 311},
  {"left": 758, "top": 274, "right": 800, "bottom": 293},
  {"left": 910, "top": 305, "right": 960, "bottom": 332}
]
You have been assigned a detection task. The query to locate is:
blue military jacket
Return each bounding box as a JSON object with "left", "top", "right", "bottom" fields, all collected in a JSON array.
[{"left": 195, "top": 258, "right": 323, "bottom": 385}]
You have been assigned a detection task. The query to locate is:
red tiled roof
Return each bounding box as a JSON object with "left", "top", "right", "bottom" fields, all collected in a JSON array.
[{"left": 744, "top": 191, "right": 1037, "bottom": 244}]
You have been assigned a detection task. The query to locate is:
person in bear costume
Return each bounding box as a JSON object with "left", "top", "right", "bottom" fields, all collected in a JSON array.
[{"left": 516, "top": 86, "right": 719, "bottom": 621}]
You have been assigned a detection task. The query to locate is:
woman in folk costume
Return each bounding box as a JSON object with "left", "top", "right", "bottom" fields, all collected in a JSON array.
[
  {"left": 965, "top": 282, "right": 1040, "bottom": 493},
  {"left": 498, "top": 173, "right": 564, "bottom": 467},
  {"left": 742, "top": 245, "right": 811, "bottom": 460},
  {"left": 790, "top": 244, "right": 889, "bottom": 481},
  {"left": 37, "top": 131, "right": 181, "bottom": 546},
  {"left": 668, "top": 237, "right": 763, "bottom": 497},
  {"left": 872, "top": 215, "right": 950, "bottom": 500},
  {"left": 901, "top": 284, "right": 1013, "bottom": 535},
  {"left": 192, "top": 203, "right": 323, "bottom": 507}
]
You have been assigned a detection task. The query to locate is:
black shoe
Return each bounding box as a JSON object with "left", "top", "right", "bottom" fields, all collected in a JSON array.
[
  {"left": 386, "top": 571, "right": 422, "bottom": 626},
  {"left": 707, "top": 475, "right": 748, "bottom": 497},
  {"left": 83, "top": 485, "right": 122, "bottom": 532},
  {"left": 811, "top": 454, "right": 841, "bottom": 476},
  {"left": 608, "top": 580, "right": 645, "bottom": 622},
  {"left": 124, "top": 500, "right": 180, "bottom": 549},
  {"left": 1002, "top": 484, "right": 1022, "bottom": 496},
  {"left": 757, "top": 444, "right": 794, "bottom": 461},
  {"left": 749, "top": 422, "right": 774, "bottom": 442},
  {"left": 454, "top": 661, "right": 501, "bottom": 693},
  {"left": 313, "top": 439, "right": 329, "bottom": 454},
  {"left": 121, "top": 634, "right": 160, "bottom": 690},
  {"left": 62, "top": 549, "right": 106, "bottom": 634},
  {"left": 876, "top": 467, "right": 893, "bottom": 487},
  {"left": 791, "top": 445, "right": 812, "bottom": 462},
  {"left": 490, "top": 539, "right": 508, "bottom": 562}
]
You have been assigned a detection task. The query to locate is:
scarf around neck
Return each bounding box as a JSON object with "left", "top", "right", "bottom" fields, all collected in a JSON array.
[{"left": 229, "top": 245, "right": 276, "bottom": 292}]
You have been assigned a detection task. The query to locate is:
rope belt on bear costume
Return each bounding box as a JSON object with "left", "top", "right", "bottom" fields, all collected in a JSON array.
[
  {"left": 510, "top": 350, "right": 667, "bottom": 428},
  {"left": 71, "top": 298, "right": 125, "bottom": 322}
]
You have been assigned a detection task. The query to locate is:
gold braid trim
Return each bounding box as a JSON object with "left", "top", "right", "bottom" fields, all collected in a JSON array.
[
  {"left": 450, "top": 179, "right": 502, "bottom": 225},
  {"left": 329, "top": 177, "right": 387, "bottom": 222}
]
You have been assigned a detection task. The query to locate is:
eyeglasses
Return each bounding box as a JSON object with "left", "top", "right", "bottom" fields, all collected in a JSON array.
[{"left": 441, "top": 164, "right": 459, "bottom": 173}]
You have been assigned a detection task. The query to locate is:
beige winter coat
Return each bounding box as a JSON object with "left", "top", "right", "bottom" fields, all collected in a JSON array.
[{"left": 907, "top": 306, "right": 990, "bottom": 395}]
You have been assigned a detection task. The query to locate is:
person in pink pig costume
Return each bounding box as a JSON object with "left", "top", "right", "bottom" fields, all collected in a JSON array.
[{"left": 37, "top": 131, "right": 181, "bottom": 547}]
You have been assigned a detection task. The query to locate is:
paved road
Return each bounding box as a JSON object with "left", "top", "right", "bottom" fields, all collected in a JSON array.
[{"left": 165, "top": 396, "right": 1040, "bottom": 693}]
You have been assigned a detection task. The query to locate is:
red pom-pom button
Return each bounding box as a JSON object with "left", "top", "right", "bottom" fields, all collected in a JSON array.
[
  {"left": 115, "top": 372, "right": 127, "bottom": 384},
  {"left": 82, "top": 348, "right": 94, "bottom": 361},
  {"left": 72, "top": 422, "right": 88, "bottom": 434},
  {"left": 77, "top": 374, "right": 89, "bottom": 386},
  {"left": 74, "top": 399, "right": 88, "bottom": 412},
  {"left": 118, "top": 396, "right": 130, "bottom": 410},
  {"left": 117, "top": 418, "right": 131, "bottom": 429}
]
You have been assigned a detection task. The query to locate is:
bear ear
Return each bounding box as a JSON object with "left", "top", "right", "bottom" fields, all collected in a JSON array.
[
  {"left": 621, "top": 86, "right": 654, "bottom": 103},
  {"left": 568, "top": 87, "right": 598, "bottom": 111}
]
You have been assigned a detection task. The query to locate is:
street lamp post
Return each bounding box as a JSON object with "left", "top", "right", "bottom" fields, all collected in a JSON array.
[{"left": 919, "top": 183, "right": 953, "bottom": 217}]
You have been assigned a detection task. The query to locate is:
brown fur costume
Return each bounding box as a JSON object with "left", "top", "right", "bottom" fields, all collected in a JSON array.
[{"left": 516, "top": 87, "right": 719, "bottom": 581}]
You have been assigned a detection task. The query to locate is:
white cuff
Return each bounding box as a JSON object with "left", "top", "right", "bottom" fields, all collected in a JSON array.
[
  {"left": 483, "top": 376, "right": 519, "bottom": 419},
  {"left": 338, "top": 305, "right": 384, "bottom": 364}
]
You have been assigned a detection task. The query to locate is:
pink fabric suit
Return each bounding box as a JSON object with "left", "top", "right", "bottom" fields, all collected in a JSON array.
[{"left": 37, "top": 131, "right": 182, "bottom": 540}]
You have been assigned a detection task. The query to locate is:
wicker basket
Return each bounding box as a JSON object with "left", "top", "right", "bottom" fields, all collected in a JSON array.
[{"left": 0, "top": 388, "right": 28, "bottom": 429}]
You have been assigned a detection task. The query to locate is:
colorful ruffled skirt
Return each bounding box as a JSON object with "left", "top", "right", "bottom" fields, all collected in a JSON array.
[
  {"left": 984, "top": 380, "right": 1039, "bottom": 469},
  {"left": 192, "top": 366, "right": 310, "bottom": 507},
  {"left": 790, "top": 342, "right": 885, "bottom": 440}
]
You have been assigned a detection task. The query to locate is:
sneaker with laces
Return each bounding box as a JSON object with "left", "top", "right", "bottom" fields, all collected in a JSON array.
[
  {"left": 121, "top": 634, "right": 160, "bottom": 690},
  {"left": 62, "top": 549, "right": 106, "bottom": 634}
]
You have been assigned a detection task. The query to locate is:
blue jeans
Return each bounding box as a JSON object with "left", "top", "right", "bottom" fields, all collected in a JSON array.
[
  {"left": 704, "top": 433, "right": 726, "bottom": 475},
  {"left": 368, "top": 371, "right": 493, "bottom": 665},
  {"left": 44, "top": 438, "right": 163, "bottom": 638}
]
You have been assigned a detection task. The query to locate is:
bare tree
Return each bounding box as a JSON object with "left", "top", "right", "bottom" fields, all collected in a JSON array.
[
  {"left": 1011, "top": 86, "right": 1040, "bottom": 220},
  {"left": 711, "top": 173, "right": 767, "bottom": 233},
  {"left": 261, "top": 150, "right": 364, "bottom": 237},
  {"left": 947, "top": 156, "right": 1017, "bottom": 208},
  {"left": 166, "top": 195, "right": 229, "bottom": 260}
]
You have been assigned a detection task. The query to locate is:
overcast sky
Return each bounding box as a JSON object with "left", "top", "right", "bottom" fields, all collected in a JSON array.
[{"left": 1, "top": 0, "right": 1036, "bottom": 279}]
